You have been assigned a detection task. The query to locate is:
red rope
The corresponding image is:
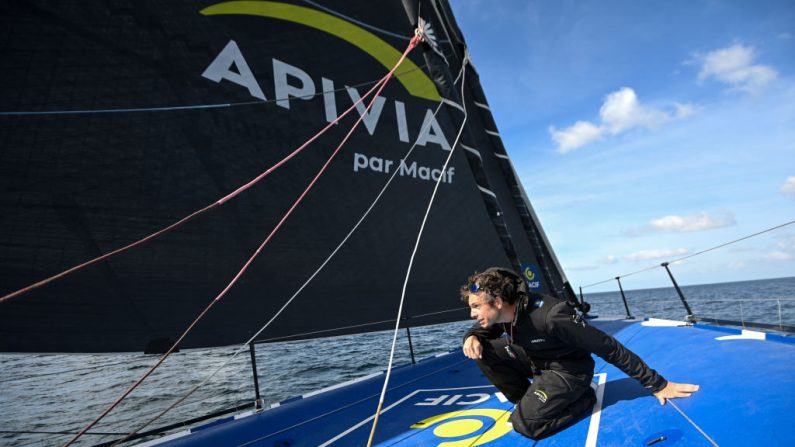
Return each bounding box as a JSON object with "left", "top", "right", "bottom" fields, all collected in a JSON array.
[
  {"left": 1, "top": 57, "right": 393, "bottom": 306},
  {"left": 62, "top": 34, "right": 421, "bottom": 447}
]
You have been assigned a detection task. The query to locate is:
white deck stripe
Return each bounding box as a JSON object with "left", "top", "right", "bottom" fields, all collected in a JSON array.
[
  {"left": 642, "top": 318, "right": 688, "bottom": 327},
  {"left": 494, "top": 153, "right": 509, "bottom": 159},
  {"left": 715, "top": 329, "right": 765, "bottom": 341},
  {"left": 478, "top": 186, "right": 497, "bottom": 198},
  {"left": 485, "top": 129, "right": 500, "bottom": 137},
  {"left": 585, "top": 373, "right": 607, "bottom": 447},
  {"left": 474, "top": 101, "right": 490, "bottom": 110}
]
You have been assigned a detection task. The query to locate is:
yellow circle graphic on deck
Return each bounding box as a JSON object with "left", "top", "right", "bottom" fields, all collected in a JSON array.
[
  {"left": 410, "top": 409, "right": 512, "bottom": 446},
  {"left": 523, "top": 266, "right": 535, "bottom": 281}
]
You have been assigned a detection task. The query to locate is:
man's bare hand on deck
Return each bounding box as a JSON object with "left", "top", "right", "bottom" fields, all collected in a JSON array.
[
  {"left": 463, "top": 335, "right": 482, "bottom": 360},
  {"left": 653, "top": 381, "right": 700, "bottom": 405}
]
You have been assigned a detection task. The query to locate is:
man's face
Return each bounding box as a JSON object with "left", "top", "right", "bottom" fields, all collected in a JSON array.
[{"left": 468, "top": 292, "right": 502, "bottom": 328}]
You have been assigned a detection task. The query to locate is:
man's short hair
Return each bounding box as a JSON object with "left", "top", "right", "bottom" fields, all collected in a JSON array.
[{"left": 460, "top": 269, "right": 521, "bottom": 304}]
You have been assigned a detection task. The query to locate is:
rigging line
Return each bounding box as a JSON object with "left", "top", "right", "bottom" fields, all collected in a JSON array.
[
  {"left": 109, "top": 46, "right": 460, "bottom": 447},
  {"left": 668, "top": 400, "right": 720, "bottom": 447},
  {"left": 257, "top": 306, "right": 468, "bottom": 343},
  {"left": 580, "top": 218, "right": 795, "bottom": 289},
  {"left": 0, "top": 65, "right": 428, "bottom": 117},
  {"left": 0, "top": 57, "right": 395, "bottom": 306},
  {"left": 0, "top": 359, "right": 132, "bottom": 384},
  {"left": 300, "top": 0, "right": 411, "bottom": 41},
  {"left": 366, "top": 58, "right": 470, "bottom": 447},
  {"left": 95, "top": 34, "right": 424, "bottom": 447}
]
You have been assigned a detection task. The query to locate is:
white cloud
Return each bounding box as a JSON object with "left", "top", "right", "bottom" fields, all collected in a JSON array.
[
  {"left": 766, "top": 251, "right": 793, "bottom": 261},
  {"left": 549, "top": 121, "right": 603, "bottom": 153},
  {"left": 600, "top": 88, "right": 670, "bottom": 134},
  {"left": 674, "top": 102, "right": 696, "bottom": 119},
  {"left": 626, "top": 211, "right": 736, "bottom": 235},
  {"left": 774, "top": 234, "right": 795, "bottom": 253},
  {"left": 549, "top": 87, "right": 694, "bottom": 152},
  {"left": 623, "top": 248, "right": 689, "bottom": 262},
  {"left": 729, "top": 260, "right": 746, "bottom": 270},
  {"left": 648, "top": 212, "right": 736, "bottom": 232},
  {"left": 568, "top": 264, "right": 599, "bottom": 271},
  {"left": 780, "top": 176, "right": 795, "bottom": 197},
  {"left": 697, "top": 43, "right": 778, "bottom": 94}
]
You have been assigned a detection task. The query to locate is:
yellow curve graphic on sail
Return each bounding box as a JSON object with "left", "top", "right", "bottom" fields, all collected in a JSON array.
[{"left": 201, "top": 1, "right": 441, "bottom": 101}]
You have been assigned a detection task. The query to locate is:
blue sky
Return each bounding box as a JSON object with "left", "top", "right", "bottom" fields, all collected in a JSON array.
[{"left": 449, "top": 0, "right": 795, "bottom": 292}]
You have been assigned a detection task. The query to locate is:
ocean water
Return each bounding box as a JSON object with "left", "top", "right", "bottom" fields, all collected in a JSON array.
[{"left": 1, "top": 276, "right": 793, "bottom": 446}]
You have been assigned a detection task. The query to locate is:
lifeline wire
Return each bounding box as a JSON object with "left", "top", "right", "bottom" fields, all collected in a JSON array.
[
  {"left": 63, "top": 35, "right": 422, "bottom": 447},
  {"left": 366, "top": 56, "right": 471, "bottom": 447},
  {"left": 668, "top": 400, "right": 720, "bottom": 447},
  {"left": 110, "top": 46, "right": 468, "bottom": 447},
  {"left": 581, "top": 218, "right": 795, "bottom": 289},
  {"left": 0, "top": 51, "right": 397, "bottom": 306}
]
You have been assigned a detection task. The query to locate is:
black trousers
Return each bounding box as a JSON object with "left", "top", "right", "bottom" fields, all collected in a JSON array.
[{"left": 475, "top": 337, "right": 596, "bottom": 440}]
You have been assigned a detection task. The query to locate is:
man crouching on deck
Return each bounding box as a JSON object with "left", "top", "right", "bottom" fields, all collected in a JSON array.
[{"left": 461, "top": 267, "right": 699, "bottom": 440}]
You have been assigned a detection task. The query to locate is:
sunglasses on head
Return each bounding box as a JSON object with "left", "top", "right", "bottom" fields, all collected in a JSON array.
[{"left": 469, "top": 282, "right": 492, "bottom": 295}]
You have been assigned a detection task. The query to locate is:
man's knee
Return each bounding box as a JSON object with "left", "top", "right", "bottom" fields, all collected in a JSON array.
[
  {"left": 509, "top": 386, "right": 597, "bottom": 440},
  {"left": 508, "top": 411, "right": 549, "bottom": 440}
]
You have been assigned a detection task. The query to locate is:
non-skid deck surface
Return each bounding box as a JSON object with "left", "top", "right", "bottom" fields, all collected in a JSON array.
[{"left": 149, "top": 320, "right": 795, "bottom": 446}]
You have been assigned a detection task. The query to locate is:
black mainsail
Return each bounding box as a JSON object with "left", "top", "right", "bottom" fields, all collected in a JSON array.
[{"left": 0, "top": 0, "right": 567, "bottom": 353}]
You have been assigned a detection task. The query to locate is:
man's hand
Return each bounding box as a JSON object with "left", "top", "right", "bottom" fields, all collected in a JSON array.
[
  {"left": 463, "top": 335, "right": 482, "bottom": 360},
  {"left": 653, "top": 381, "right": 700, "bottom": 405}
]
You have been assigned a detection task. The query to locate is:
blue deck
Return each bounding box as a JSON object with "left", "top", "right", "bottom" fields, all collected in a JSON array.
[{"left": 145, "top": 319, "right": 795, "bottom": 446}]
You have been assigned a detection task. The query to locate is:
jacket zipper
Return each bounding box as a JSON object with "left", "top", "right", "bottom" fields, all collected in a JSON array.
[{"left": 549, "top": 369, "right": 573, "bottom": 392}]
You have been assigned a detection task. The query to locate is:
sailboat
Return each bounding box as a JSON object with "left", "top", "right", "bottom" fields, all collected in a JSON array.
[{"left": 1, "top": 1, "right": 793, "bottom": 446}]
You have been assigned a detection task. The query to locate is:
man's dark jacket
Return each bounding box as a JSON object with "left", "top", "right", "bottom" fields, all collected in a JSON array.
[{"left": 464, "top": 292, "right": 667, "bottom": 392}]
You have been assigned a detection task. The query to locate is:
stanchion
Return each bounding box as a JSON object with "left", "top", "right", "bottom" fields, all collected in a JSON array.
[
  {"left": 615, "top": 277, "right": 634, "bottom": 319},
  {"left": 249, "top": 343, "right": 263, "bottom": 410},
  {"left": 661, "top": 262, "right": 693, "bottom": 318}
]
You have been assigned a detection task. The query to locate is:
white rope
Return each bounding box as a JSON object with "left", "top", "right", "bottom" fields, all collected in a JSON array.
[
  {"left": 111, "top": 67, "right": 467, "bottom": 445},
  {"left": 367, "top": 60, "right": 471, "bottom": 445}
]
